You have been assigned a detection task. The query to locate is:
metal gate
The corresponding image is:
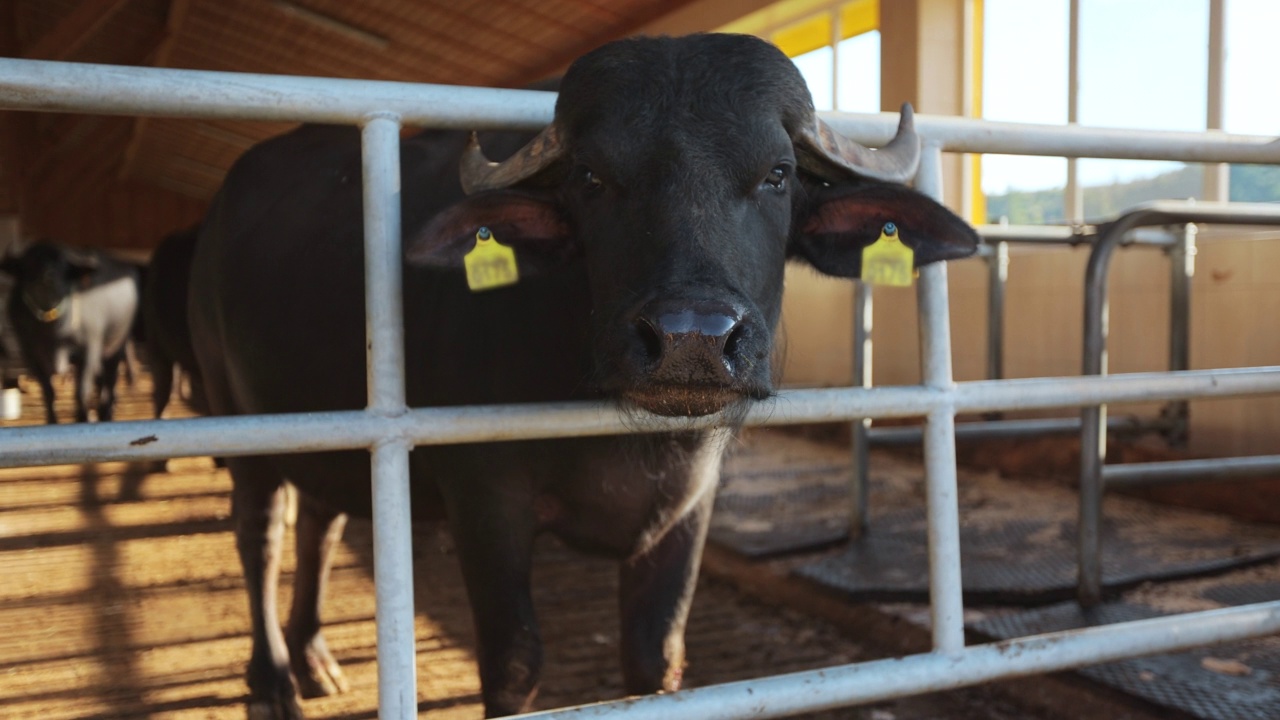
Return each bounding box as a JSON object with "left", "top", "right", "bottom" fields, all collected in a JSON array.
[{"left": 2, "top": 57, "right": 1280, "bottom": 720}]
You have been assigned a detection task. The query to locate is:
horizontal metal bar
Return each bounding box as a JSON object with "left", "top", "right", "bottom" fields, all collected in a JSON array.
[
  {"left": 1105, "top": 200, "right": 1280, "bottom": 228},
  {"left": 975, "top": 225, "right": 1176, "bottom": 250},
  {"left": 867, "top": 415, "right": 1158, "bottom": 445},
  {"left": 952, "top": 366, "right": 1280, "bottom": 415},
  {"left": 511, "top": 601, "right": 1280, "bottom": 720},
  {"left": 827, "top": 111, "right": 1280, "bottom": 163},
  {"left": 1104, "top": 454, "right": 1280, "bottom": 487},
  {"left": 3, "top": 367, "right": 1279, "bottom": 468},
  {"left": 1, "top": 59, "right": 1278, "bottom": 164},
  {"left": 978, "top": 224, "right": 1091, "bottom": 245},
  {"left": 0, "top": 57, "right": 556, "bottom": 130}
]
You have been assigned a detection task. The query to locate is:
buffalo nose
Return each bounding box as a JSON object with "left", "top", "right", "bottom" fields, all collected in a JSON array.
[{"left": 635, "top": 302, "right": 746, "bottom": 376}]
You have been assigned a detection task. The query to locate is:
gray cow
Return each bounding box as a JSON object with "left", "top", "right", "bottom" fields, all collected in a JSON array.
[
  {"left": 2, "top": 242, "right": 140, "bottom": 424},
  {"left": 189, "top": 33, "right": 979, "bottom": 719}
]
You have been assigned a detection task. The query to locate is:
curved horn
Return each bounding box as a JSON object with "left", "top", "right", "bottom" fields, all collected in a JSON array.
[
  {"left": 460, "top": 124, "right": 566, "bottom": 195},
  {"left": 795, "top": 103, "right": 921, "bottom": 185}
]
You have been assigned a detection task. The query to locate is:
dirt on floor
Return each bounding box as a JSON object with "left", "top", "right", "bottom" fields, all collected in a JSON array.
[{"left": 0, "top": 375, "right": 1073, "bottom": 720}]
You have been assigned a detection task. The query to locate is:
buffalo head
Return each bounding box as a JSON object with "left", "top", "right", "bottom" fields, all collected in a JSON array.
[
  {"left": 407, "top": 33, "right": 978, "bottom": 417},
  {"left": 1, "top": 242, "right": 99, "bottom": 323}
]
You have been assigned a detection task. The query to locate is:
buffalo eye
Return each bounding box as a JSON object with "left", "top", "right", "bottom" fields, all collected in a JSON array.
[
  {"left": 761, "top": 165, "right": 789, "bottom": 192},
  {"left": 580, "top": 167, "right": 603, "bottom": 196}
]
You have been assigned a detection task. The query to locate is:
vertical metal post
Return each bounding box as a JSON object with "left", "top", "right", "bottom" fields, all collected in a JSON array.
[
  {"left": 361, "top": 114, "right": 418, "bottom": 720},
  {"left": 1065, "top": 0, "right": 1083, "bottom": 225},
  {"left": 916, "top": 140, "right": 965, "bottom": 654},
  {"left": 1079, "top": 227, "right": 1122, "bottom": 608},
  {"left": 830, "top": 6, "right": 842, "bottom": 111},
  {"left": 1163, "top": 224, "right": 1196, "bottom": 447},
  {"left": 363, "top": 115, "right": 408, "bottom": 413},
  {"left": 985, "top": 242, "right": 1007, "bottom": 381},
  {"left": 983, "top": 240, "right": 1008, "bottom": 420},
  {"left": 850, "top": 280, "right": 873, "bottom": 538},
  {"left": 1204, "top": 0, "right": 1229, "bottom": 202}
]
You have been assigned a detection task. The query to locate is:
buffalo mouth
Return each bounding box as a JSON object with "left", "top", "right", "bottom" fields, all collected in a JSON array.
[{"left": 621, "top": 383, "right": 765, "bottom": 418}]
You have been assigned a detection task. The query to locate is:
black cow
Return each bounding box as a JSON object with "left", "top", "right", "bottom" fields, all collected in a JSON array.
[
  {"left": 189, "top": 33, "right": 979, "bottom": 719},
  {"left": 142, "top": 225, "right": 211, "bottom": 419},
  {"left": 2, "top": 242, "right": 141, "bottom": 424}
]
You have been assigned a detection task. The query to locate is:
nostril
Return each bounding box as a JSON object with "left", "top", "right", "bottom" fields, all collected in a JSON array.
[
  {"left": 723, "top": 321, "right": 746, "bottom": 359},
  {"left": 635, "top": 317, "right": 663, "bottom": 364}
]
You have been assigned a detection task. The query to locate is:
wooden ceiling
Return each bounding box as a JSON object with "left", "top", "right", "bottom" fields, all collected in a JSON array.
[{"left": 0, "top": 0, "right": 754, "bottom": 250}]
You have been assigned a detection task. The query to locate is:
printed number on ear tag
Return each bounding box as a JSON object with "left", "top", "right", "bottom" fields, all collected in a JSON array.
[
  {"left": 464, "top": 227, "right": 519, "bottom": 292},
  {"left": 860, "top": 222, "right": 915, "bottom": 287}
]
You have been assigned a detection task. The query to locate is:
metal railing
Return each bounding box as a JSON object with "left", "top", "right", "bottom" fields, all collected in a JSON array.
[
  {"left": 851, "top": 202, "right": 1280, "bottom": 609},
  {"left": 1077, "top": 200, "right": 1280, "bottom": 605},
  {"left": 849, "top": 221, "right": 1179, "bottom": 537},
  {"left": 3, "top": 56, "right": 1280, "bottom": 720}
]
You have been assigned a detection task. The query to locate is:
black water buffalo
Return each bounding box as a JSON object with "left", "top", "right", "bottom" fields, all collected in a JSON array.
[
  {"left": 2, "top": 242, "right": 140, "bottom": 424},
  {"left": 142, "top": 225, "right": 210, "bottom": 419},
  {"left": 189, "top": 33, "right": 979, "bottom": 719}
]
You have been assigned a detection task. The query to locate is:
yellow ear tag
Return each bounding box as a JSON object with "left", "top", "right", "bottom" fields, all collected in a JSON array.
[
  {"left": 860, "top": 222, "right": 915, "bottom": 287},
  {"left": 464, "top": 227, "right": 519, "bottom": 292}
]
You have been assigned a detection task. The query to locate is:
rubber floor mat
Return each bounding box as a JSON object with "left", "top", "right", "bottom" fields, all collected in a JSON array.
[
  {"left": 970, "top": 575, "right": 1280, "bottom": 720},
  {"left": 796, "top": 499, "right": 1280, "bottom": 604},
  {"left": 710, "top": 462, "right": 851, "bottom": 557}
]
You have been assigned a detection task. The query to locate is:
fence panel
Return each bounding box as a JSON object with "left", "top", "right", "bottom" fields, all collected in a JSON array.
[{"left": 2, "top": 58, "right": 1279, "bottom": 720}]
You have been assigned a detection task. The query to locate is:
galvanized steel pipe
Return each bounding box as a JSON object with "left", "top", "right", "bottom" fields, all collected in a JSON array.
[
  {"left": 360, "top": 116, "right": 418, "bottom": 720},
  {"left": 914, "top": 142, "right": 966, "bottom": 654},
  {"left": 849, "top": 280, "right": 873, "bottom": 538},
  {"left": 1105, "top": 454, "right": 1280, "bottom": 487},
  {"left": 1079, "top": 201, "right": 1280, "bottom": 605},
  {"left": 3, "top": 368, "right": 1280, "bottom": 468},
  {"left": 2, "top": 58, "right": 1279, "bottom": 161},
  {"left": 867, "top": 415, "right": 1158, "bottom": 445},
  {"left": 510, "top": 601, "right": 1280, "bottom": 720}
]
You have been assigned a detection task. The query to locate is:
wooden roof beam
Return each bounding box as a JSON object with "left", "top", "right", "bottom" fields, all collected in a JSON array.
[
  {"left": 0, "top": 2, "right": 30, "bottom": 217},
  {"left": 119, "top": 0, "right": 190, "bottom": 182},
  {"left": 509, "top": 0, "right": 762, "bottom": 86},
  {"left": 21, "top": 0, "right": 132, "bottom": 60}
]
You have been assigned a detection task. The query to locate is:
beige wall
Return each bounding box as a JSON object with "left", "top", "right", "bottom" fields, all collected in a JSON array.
[
  {"left": 776, "top": 0, "right": 1280, "bottom": 459},
  {"left": 779, "top": 228, "right": 1280, "bottom": 458}
]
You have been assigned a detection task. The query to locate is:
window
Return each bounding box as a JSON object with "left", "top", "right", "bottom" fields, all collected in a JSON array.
[
  {"left": 982, "top": 0, "right": 1069, "bottom": 224},
  {"left": 1077, "top": 0, "right": 1208, "bottom": 219},
  {"left": 722, "top": 0, "right": 881, "bottom": 114},
  {"left": 1225, "top": 0, "right": 1280, "bottom": 202}
]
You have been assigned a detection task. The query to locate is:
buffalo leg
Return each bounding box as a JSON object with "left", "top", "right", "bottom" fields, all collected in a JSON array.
[
  {"left": 285, "top": 493, "right": 350, "bottom": 698},
  {"left": 35, "top": 371, "right": 57, "bottom": 424},
  {"left": 152, "top": 358, "right": 174, "bottom": 419},
  {"left": 121, "top": 338, "right": 139, "bottom": 387},
  {"left": 74, "top": 342, "right": 101, "bottom": 423},
  {"left": 230, "top": 457, "right": 302, "bottom": 720},
  {"left": 442, "top": 476, "right": 542, "bottom": 716},
  {"left": 618, "top": 489, "right": 715, "bottom": 696},
  {"left": 96, "top": 351, "right": 123, "bottom": 422}
]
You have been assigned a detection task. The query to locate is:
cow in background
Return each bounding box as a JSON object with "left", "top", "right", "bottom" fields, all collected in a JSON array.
[
  {"left": 143, "top": 225, "right": 210, "bottom": 419},
  {"left": 141, "top": 226, "right": 230, "bottom": 473},
  {"left": 1, "top": 242, "right": 141, "bottom": 423},
  {"left": 190, "top": 33, "right": 979, "bottom": 719}
]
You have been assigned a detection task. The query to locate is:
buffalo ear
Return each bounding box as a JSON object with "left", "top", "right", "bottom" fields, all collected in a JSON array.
[
  {"left": 405, "top": 190, "right": 578, "bottom": 274},
  {"left": 62, "top": 247, "right": 100, "bottom": 282},
  {"left": 791, "top": 183, "right": 980, "bottom": 279}
]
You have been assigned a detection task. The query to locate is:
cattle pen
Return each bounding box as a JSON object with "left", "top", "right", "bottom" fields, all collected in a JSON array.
[{"left": 2, "top": 56, "right": 1280, "bottom": 720}]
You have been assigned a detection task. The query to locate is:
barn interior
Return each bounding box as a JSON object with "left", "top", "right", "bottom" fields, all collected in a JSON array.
[{"left": 2, "top": 1, "right": 1280, "bottom": 719}]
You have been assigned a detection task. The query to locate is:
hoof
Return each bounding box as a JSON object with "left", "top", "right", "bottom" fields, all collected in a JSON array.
[
  {"left": 247, "top": 694, "right": 304, "bottom": 720},
  {"left": 290, "top": 639, "right": 350, "bottom": 699}
]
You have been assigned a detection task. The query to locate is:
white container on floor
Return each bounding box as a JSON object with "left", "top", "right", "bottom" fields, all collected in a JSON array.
[{"left": 2, "top": 387, "right": 21, "bottom": 420}]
